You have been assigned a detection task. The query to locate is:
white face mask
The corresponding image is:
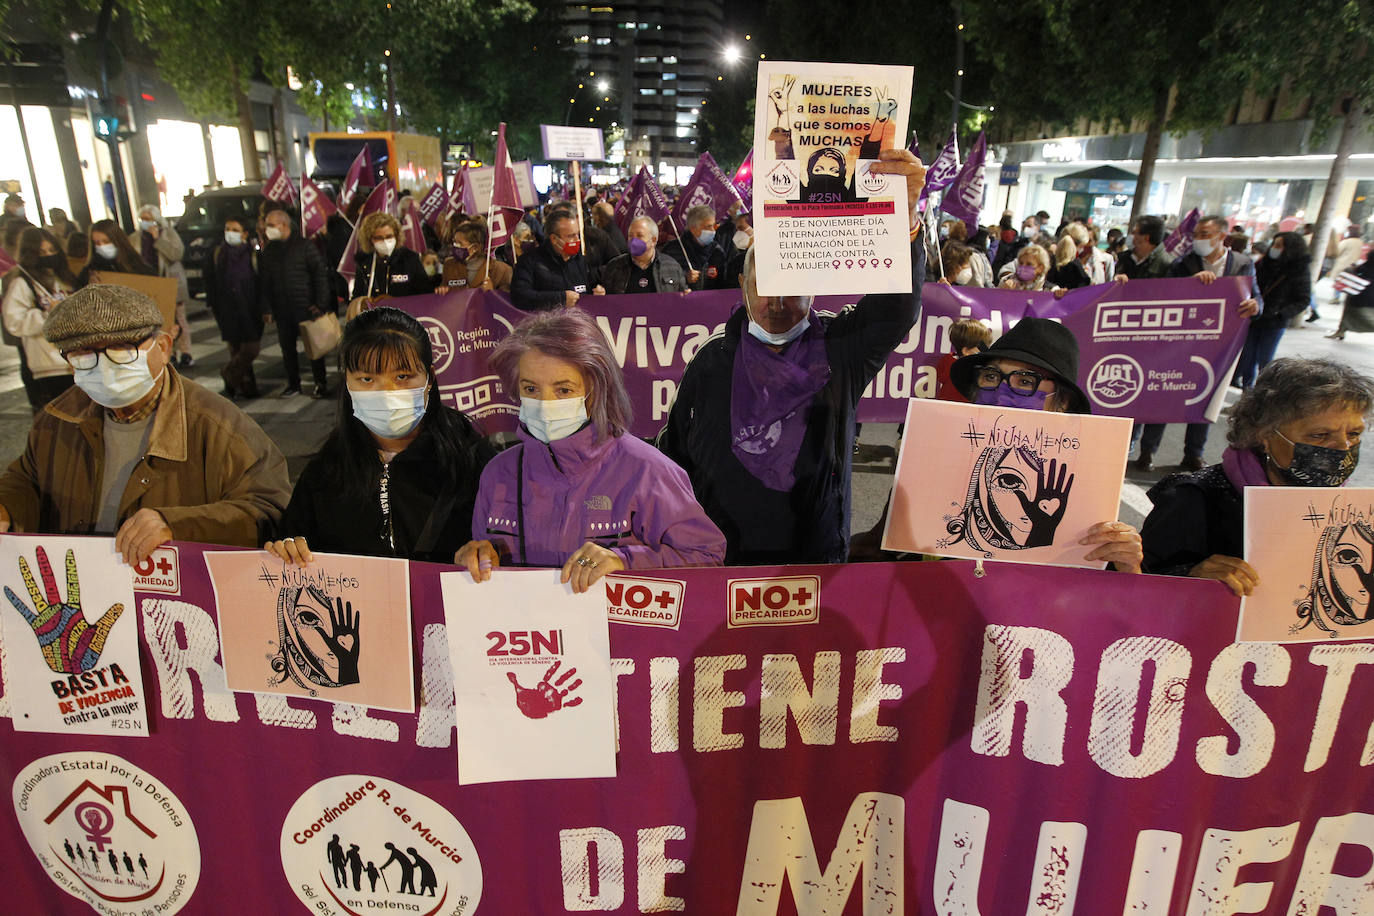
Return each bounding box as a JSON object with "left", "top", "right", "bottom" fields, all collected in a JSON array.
[
  {"left": 224, "top": 230, "right": 244, "bottom": 246},
  {"left": 139, "top": 219, "right": 156, "bottom": 231},
  {"left": 746, "top": 315, "right": 809, "bottom": 347},
  {"left": 374, "top": 238, "right": 396, "bottom": 257},
  {"left": 95, "top": 243, "right": 118, "bottom": 260},
  {"left": 350, "top": 386, "right": 427, "bottom": 439},
  {"left": 264, "top": 226, "right": 284, "bottom": 241},
  {"left": 953, "top": 266, "right": 973, "bottom": 285},
  {"left": 733, "top": 229, "right": 752, "bottom": 251},
  {"left": 73, "top": 348, "right": 161, "bottom": 409},
  {"left": 1022, "top": 225, "right": 1036, "bottom": 238},
  {"left": 1192, "top": 237, "right": 1217, "bottom": 258},
  {"left": 520, "top": 396, "right": 589, "bottom": 443}
]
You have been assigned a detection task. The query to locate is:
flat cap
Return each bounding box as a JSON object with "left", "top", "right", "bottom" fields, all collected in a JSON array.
[{"left": 43, "top": 284, "right": 164, "bottom": 352}]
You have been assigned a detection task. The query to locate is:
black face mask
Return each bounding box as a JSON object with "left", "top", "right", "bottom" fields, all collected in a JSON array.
[
  {"left": 38, "top": 253, "right": 66, "bottom": 272},
  {"left": 1271, "top": 430, "right": 1360, "bottom": 487}
]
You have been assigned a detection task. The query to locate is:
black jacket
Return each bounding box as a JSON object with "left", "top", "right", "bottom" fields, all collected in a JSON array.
[
  {"left": 1141, "top": 463, "right": 1243, "bottom": 576},
  {"left": 667, "top": 231, "right": 727, "bottom": 290},
  {"left": 599, "top": 253, "right": 688, "bottom": 294},
  {"left": 204, "top": 243, "right": 263, "bottom": 344},
  {"left": 75, "top": 254, "right": 154, "bottom": 289},
  {"left": 258, "top": 234, "right": 333, "bottom": 322},
  {"left": 510, "top": 239, "right": 592, "bottom": 310},
  {"left": 1252, "top": 254, "right": 1312, "bottom": 328},
  {"left": 352, "top": 246, "right": 430, "bottom": 299},
  {"left": 278, "top": 407, "right": 496, "bottom": 563},
  {"left": 991, "top": 236, "right": 1029, "bottom": 276},
  {"left": 658, "top": 240, "right": 924, "bottom": 564}
]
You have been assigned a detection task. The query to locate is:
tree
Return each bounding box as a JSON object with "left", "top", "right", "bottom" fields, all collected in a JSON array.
[{"left": 1237, "top": 0, "right": 1374, "bottom": 284}]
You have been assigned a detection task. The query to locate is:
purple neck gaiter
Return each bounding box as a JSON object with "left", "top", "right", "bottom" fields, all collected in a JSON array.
[
  {"left": 974, "top": 382, "right": 1049, "bottom": 410},
  {"left": 730, "top": 314, "right": 831, "bottom": 491}
]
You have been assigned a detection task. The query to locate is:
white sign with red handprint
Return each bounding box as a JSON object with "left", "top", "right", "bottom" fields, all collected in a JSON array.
[
  {"left": 441, "top": 569, "right": 615, "bottom": 785},
  {"left": 206, "top": 550, "right": 414, "bottom": 712},
  {"left": 0, "top": 535, "right": 149, "bottom": 736}
]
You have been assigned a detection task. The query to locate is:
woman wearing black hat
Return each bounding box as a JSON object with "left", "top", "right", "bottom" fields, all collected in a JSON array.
[{"left": 946, "top": 317, "right": 1143, "bottom": 570}]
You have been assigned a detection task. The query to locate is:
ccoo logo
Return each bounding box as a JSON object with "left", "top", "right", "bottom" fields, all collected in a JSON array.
[
  {"left": 1087, "top": 354, "right": 1144, "bottom": 409},
  {"left": 727, "top": 575, "right": 820, "bottom": 627},
  {"left": 418, "top": 316, "right": 455, "bottom": 374}
]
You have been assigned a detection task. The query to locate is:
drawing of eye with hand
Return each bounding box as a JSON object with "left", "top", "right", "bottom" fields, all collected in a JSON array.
[
  {"left": 940, "top": 446, "right": 1073, "bottom": 555},
  {"left": 271, "top": 585, "right": 361, "bottom": 692},
  {"left": 1296, "top": 521, "right": 1374, "bottom": 637}
]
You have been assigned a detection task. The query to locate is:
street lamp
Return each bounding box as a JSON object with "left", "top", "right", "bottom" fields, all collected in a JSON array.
[{"left": 722, "top": 44, "right": 741, "bottom": 64}]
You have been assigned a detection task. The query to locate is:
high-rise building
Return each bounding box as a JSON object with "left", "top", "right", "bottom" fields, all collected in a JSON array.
[{"left": 562, "top": 2, "right": 725, "bottom": 175}]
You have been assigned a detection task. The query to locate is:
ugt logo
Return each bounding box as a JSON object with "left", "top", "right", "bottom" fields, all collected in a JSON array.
[
  {"left": 727, "top": 575, "right": 820, "bottom": 627},
  {"left": 1087, "top": 354, "right": 1144, "bottom": 410},
  {"left": 5, "top": 547, "right": 122, "bottom": 674}
]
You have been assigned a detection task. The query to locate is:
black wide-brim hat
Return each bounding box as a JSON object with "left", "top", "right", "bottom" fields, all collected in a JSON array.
[{"left": 950, "top": 317, "right": 1091, "bottom": 414}]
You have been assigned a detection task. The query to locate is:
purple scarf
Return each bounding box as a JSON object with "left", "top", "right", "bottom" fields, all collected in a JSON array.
[
  {"left": 140, "top": 231, "right": 158, "bottom": 270},
  {"left": 730, "top": 314, "right": 831, "bottom": 491},
  {"left": 1221, "top": 446, "right": 1270, "bottom": 492}
]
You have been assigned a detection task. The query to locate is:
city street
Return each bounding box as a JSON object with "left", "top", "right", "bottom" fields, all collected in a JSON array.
[{"left": 0, "top": 281, "right": 1367, "bottom": 543}]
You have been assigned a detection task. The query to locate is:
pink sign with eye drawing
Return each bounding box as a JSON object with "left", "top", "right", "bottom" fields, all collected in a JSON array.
[
  {"left": 882, "top": 399, "right": 1133, "bottom": 568},
  {"left": 206, "top": 551, "right": 414, "bottom": 712},
  {"left": 1240, "top": 487, "right": 1374, "bottom": 643}
]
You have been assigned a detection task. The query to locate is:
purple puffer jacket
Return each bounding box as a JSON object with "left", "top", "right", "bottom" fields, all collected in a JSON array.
[{"left": 473, "top": 423, "right": 725, "bottom": 569}]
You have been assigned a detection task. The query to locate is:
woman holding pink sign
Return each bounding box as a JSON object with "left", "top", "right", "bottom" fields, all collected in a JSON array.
[{"left": 1141, "top": 358, "right": 1374, "bottom": 596}]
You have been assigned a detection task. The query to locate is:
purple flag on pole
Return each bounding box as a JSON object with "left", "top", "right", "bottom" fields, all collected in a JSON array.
[
  {"left": 731, "top": 148, "right": 753, "bottom": 204},
  {"left": 340, "top": 146, "right": 374, "bottom": 211},
  {"left": 417, "top": 182, "right": 447, "bottom": 227},
  {"left": 299, "top": 175, "right": 337, "bottom": 238},
  {"left": 448, "top": 163, "right": 469, "bottom": 220},
  {"left": 487, "top": 123, "right": 525, "bottom": 248},
  {"left": 263, "top": 163, "right": 297, "bottom": 205},
  {"left": 671, "top": 152, "right": 747, "bottom": 230},
  {"left": 401, "top": 202, "right": 427, "bottom": 254},
  {"left": 612, "top": 170, "right": 644, "bottom": 237},
  {"left": 938, "top": 131, "right": 988, "bottom": 226},
  {"left": 1163, "top": 208, "right": 1201, "bottom": 259},
  {"left": 919, "top": 127, "right": 961, "bottom": 207}
]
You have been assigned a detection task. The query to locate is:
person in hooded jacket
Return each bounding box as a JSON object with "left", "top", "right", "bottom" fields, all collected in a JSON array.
[
  {"left": 351, "top": 212, "right": 430, "bottom": 299},
  {"left": 2, "top": 227, "right": 75, "bottom": 409},
  {"left": 455, "top": 307, "right": 724, "bottom": 593},
  {"left": 265, "top": 307, "right": 495, "bottom": 564}
]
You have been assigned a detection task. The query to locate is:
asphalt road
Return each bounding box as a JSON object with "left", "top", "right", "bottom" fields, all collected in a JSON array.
[{"left": 0, "top": 279, "right": 1368, "bottom": 545}]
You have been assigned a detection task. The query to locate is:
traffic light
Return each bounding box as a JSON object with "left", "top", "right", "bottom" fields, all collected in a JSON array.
[{"left": 95, "top": 114, "right": 119, "bottom": 139}]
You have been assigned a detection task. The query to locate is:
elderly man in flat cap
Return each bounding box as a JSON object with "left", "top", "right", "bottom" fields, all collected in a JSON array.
[{"left": 0, "top": 284, "right": 290, "bottom": 564}]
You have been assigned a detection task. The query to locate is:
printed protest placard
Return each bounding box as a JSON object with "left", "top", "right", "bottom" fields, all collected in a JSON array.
[
  {"left": 0, "top": 535, "right": 148, "bottom": 736},
  {"left": 441, "top": 569, "right": 615, "bottom": 784},
  {"left": 540, "top": 124, "right": 606, "bottom": 161},
  {"left": 207, "top": 551, "right": 414, "bottom": 712},
  {"left": 883, "top": 399, "right": 1132, "bottom": 567},
  {"left": 1240, "top": 487, "right": 1374, "bottom": 642},
  {"left": 751, "top": 60, "right": 913, "bottom": 297}
]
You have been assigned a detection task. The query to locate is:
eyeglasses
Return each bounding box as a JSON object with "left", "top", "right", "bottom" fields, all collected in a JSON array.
[
  {"left": 63, "top": 335, "right": 153, "bottom": 371},
  {"left": 975, "top": 366, "right": 1048, "bottom": 395}
]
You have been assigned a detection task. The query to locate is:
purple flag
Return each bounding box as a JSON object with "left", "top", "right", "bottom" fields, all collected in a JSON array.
[
  {"left": 908, "top": 130, "right": 920, "bottom": 155},
  {"left": 671, "top": 152, "right": 747, "bottom": 230},
  {"left": 919, "top": 127, "right": 961, "bottom": 207},
  {"left": 1163, "top": 208, "right": 1201, "bottom": 259},
  {"left": 416, "top": 182, "right": 447, "bottom": 227},
  {"left": 340, "top": 146, "right": 374, "bottom": 211},
  {"left": 939, "top": 131, "right": 987, "bottom": 226},
  {"left": 487, "top": 124, "right": 526, "bottom": 249},
  {"left": 448, "top": 163, "right": 469, "bottom": 220},
  {"left": 299, "top": 175, "right": 337, "bottom": 238},
  {"left": 731, "top": 148, "right": 753, "bottom": 204},
  {"left": 263, "top": 163, "right": 297, "bottom": 205},
  {"left": 612, "top": 170, "right": 644, "bottom": 237},
  {"left": 401, "top": 202, "right": 427, "bottom": 254},
  {"left": 617, "top": 166, "right": 674, "bottom": 239}
]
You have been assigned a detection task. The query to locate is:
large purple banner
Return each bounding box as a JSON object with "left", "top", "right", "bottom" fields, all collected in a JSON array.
[
  {"left": 3, "top": 541, "right": 1371, "bottom": 914},
  {"left": 391, "top": 277, "right": 1249, "bottom": 438}
]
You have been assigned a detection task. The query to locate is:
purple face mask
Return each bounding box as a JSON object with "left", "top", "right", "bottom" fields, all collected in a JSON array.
[
  {"left": 629, "top": 237, "right": 649, "bottom": 258},
  {"left": 1015, "top": 264, "right": 1038, "bottom": 282},
  {"left": 975, "top": 382, "right": 1050, "bottom": 410}
]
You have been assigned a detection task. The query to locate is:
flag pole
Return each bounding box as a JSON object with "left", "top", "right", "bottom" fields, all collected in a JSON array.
[{"left": 572, "top": 161, "right": 586, "bottom": 252}]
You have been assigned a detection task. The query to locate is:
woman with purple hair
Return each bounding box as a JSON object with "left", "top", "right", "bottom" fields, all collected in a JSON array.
[{"left": 455, "top": 308, "right": 725, "bottom": 592}]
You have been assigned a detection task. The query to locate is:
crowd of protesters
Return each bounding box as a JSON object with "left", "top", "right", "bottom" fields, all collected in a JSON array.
[{"left": 0, "top": 145, "right": 1369, "bottom": 608}]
